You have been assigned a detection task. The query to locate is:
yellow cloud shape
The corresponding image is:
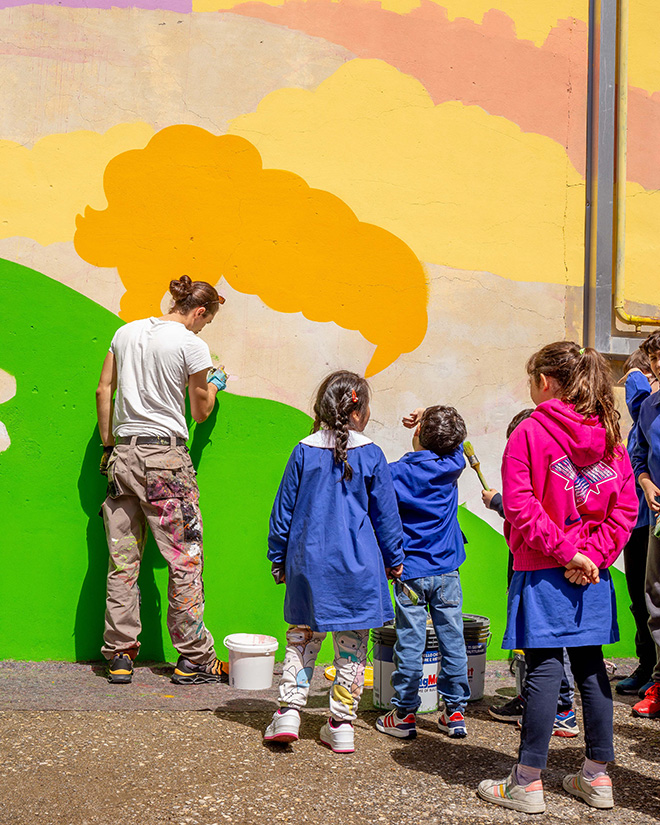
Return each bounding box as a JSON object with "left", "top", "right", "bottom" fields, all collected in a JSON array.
[
  {"left": 624, "top": 182, "right": 660, "bottom": 308},
  {"left": 73, "top": 126, "right": 428, "bottom": 376},
  {"left": 229, "top": 59, "right": 586, "bottom": 288},
  {"left": 0, "top": 124, "right": 154, "bottom": 245}
]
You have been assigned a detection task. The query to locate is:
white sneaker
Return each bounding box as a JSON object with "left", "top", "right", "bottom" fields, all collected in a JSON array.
[
  {"left": 319, "top": 719, "right": 355, "bottom": 753},
  {"left": 478, "top": 769, "right": 546, "bottom": 814},
  {"left": 263, "top": 708, "right": 301, "bottom": 743},
  {"left": 562, "top": 772, "right": 614, "bottom": 809}
]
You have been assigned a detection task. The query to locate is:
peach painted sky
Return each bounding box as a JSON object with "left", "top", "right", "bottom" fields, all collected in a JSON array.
[{"left": 226, "top": 0, "right": 660, "bottom": 189}]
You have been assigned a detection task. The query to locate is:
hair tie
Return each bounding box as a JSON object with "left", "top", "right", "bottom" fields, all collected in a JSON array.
[
  {"left": 351, "top": 389, "right": 358, "bottom": 403},
  {"left": 579, "top": 347, "right": 585, "bottom": 355}
]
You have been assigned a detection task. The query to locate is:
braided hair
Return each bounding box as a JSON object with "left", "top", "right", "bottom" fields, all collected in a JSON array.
[{"left": 312, "top": 370, "right": 370, "bottom": 481}]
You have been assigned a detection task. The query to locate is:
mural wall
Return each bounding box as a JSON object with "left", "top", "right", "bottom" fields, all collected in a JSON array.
[{"left": 1, "top": 0, "right": 657, "bottom": 662}]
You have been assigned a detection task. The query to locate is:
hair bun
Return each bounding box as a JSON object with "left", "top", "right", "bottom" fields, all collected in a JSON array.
[{"left": 169, "top": 275, "right": 194, "bottom": 301}]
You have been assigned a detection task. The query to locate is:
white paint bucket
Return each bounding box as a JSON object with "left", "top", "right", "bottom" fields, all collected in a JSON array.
[
  {"left": 462, "top": 614, "right": 491, "bottom": 702},
  {"left": 371, "top": 626, "right": 439, "bottom": 713},
  {"left": 224, "top": 633, "right": 279, "bottom": 690}
]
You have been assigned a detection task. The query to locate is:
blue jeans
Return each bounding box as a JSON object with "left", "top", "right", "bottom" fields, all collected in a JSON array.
[{"left": 391, "top": 572, "right": 470, "bottom": 713}]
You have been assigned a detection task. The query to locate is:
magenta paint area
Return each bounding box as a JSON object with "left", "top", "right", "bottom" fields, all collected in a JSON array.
[{"left": 0, "top": 0, "right": 192, "bottom": 11}]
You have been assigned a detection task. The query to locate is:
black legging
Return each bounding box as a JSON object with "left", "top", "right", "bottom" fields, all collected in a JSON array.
[
  {"left": 519, "top": 646, "right": 614, "bottom": 769},
  {"left": 623, "top": 525, "right": 655, "bottom": 673}
]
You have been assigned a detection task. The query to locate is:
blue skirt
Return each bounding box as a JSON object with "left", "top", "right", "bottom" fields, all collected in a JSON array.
[{"left": 502, "top": 567, "right": 619, "bottom": 649}]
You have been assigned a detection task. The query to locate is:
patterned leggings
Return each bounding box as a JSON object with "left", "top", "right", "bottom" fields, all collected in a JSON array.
[{"left": 279, "top": 625, "right": 369, "bottom": 722}]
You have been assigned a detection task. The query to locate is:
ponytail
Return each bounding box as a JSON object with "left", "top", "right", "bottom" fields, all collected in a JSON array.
[
  {"left": 526, "top": 341, "right": 621, "bottom": 457},
  {"left": 312, "top": 371, "right": 370, "bottom": 480}
]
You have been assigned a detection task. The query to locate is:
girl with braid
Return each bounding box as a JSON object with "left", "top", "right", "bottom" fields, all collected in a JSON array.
[{"left": 264, "top": 371, "right": 405, "bottom": 753}]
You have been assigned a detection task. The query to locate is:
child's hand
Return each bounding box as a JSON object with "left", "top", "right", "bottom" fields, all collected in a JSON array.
[
  {"left": 481, "top": 488, "right": 499, "bottom": 508},
  {"left": 387, "top": 564, "right": 404, "bottom": 580},
  {"left": 640, "top": 476, "right": 660, "bottom": 513},
  {"left": 402, "top": 408, "right": 425, "bottom": 429},
  {"left": 564, "top": 552, "right": 600, "bottom": 586},
  {"left": 271, "top": 563, "right": 286, "bottom": 584}
]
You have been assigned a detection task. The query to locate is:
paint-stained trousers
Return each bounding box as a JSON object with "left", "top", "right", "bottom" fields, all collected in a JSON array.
[
  {"left": 100, "top": 440, "right": 216, "bottom": 664},
  {"left": 278, "top": 626, "right": 369, "bottom": 721}
]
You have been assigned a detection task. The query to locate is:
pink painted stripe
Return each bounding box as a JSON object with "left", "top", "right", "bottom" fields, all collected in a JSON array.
[{"left": 0, "top": 0, "right": 191, "bottom": 10}]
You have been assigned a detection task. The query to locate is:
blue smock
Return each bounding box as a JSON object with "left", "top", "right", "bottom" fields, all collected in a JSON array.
[
  {"left": 268, "top": 431, "right": 405, "bottom": 632},
  {"left": 625, "top": 371, "right": 652, "bottom": 528},
  {"left": 388, "top": 446, "right": 467, "bottom": 580}
]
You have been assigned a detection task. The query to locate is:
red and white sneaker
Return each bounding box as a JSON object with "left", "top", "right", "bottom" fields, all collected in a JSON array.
[
  {"left": 632, "top": 681, "right": 660, "bottom": 719},
  {"left": 376, "top": 709, "right": 417, "bottom": 739},
  {"left": 319, "top": 718, "right": 355, "bottom": 753},
  {"left": 263, "top": 708, "right": 301, "bottom": 743},
  {"left": 438, "top": 703, "right": 467, "bottom": 738},
  {"left": 562, "top": 772, "right": 614, "bottom": 809}
]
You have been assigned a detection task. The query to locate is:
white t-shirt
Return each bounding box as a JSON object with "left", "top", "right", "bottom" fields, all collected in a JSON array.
[{"left": 110, "top": 317, "right": 213, "bottom": 439}]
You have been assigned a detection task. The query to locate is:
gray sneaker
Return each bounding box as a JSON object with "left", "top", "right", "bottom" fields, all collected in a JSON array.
[
  {"left": 562, "top": 772, "right": 614, "bottom": 809},
  {"left": 478, "top": 769, "right": 546, "bottom": 814}
]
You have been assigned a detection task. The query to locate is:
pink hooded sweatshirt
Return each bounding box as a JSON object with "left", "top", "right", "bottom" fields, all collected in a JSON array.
[{"left": 502, "top": 398, "right": 638, "bottom": 571}]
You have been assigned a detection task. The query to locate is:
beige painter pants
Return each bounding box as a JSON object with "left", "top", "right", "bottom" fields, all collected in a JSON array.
[{"left": 100, "top": 440, "right": 216, "bottom": 664}]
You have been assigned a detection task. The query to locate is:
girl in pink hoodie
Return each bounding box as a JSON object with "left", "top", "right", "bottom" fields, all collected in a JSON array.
[{"left": 478, "top": 342, "right": 638, "bottom": 815}]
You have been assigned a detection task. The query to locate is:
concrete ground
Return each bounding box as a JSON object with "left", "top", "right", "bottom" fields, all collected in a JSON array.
[{"left": 1, "top": 658, "right": 659, "bottom": 825}]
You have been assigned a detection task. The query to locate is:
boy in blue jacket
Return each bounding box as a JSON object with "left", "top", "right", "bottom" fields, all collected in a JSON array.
[
  {"left": 376, "top": 405, "right": 470, "bottom": 740},
  {"left": 631, "top": 330, "right": 660, "bottom": 719}
]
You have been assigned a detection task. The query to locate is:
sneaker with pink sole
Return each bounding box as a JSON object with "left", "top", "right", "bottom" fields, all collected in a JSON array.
[
  {"left": 319, "top": 719, "right": 355, "bottom": 753},
  {"left": 562, "top": 772, "right": 614, "bottom": 809},
  {"left": 263, "top": 708, "right": 301, "bottom": 743}
]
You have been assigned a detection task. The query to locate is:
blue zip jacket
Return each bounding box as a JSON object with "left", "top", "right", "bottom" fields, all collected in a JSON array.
[
  {"left": 389, "top": 446, "right": 467, "bottom": 580},
  {"left": 632, "top": 389, "right": 660, "bottom": 503},
  {"left": 268, "top": 431, "right": 405, "bottom": 632},
  {"left": 625, "top": 371, "right": 652, "bottom": 529}
]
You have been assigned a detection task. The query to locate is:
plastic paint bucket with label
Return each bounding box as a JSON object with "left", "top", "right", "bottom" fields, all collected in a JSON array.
[
  {"left": 372, "top": 625, "right": 439, "bottom": 713},
  {"left": 462, "top": 614, "right": 491, "bottom": 702}
]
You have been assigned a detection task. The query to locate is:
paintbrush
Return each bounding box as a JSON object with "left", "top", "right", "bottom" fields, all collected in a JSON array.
[
  {"left": 463, "top": 441, "right": 489, "bottom": 490},
  {"left": 398, "top": 580, "right": 419, "bottom": 606}
]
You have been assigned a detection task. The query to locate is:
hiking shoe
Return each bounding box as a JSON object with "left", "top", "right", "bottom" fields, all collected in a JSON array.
[
  {"left": 488, "top": 695, "right": 524, "bottom": 724},
  {"left": 108, "top": 653, "right": 133, "bottom": 684},
  {"left": 319, "top": 719, "right": 355, "bottom": 753},
  {"left": 615, "top": 665, "right": 652, "bottom": 695},
  {"left": 553, "top": 709, "right": 579, "bottom": 737},
  {"left": 264, "top": 708, "right": 300, "bottom": 743},
  {"left": 562, "top": 772, "right": 613, "bottom": 809},
  {"left": 632, "top": 681, "right": 660, "bottom": 718},
  {"left": 376, "top": 709, "right": 417, "bottom": 739},
  {"left": 477, "top": 769, "right": 545, "bottom": 814},
  {"left": 171, "top": 656, "right": 229, "bottom": 685},
  {"left": 438, "top": 704, "right": 467, "bottom": 738}
]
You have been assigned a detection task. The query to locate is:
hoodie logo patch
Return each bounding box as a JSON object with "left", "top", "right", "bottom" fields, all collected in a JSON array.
[{"left": 550, "top": 456, "right": 616, "bottom": 506}]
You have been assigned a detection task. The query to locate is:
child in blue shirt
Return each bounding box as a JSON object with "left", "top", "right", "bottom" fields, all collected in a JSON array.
[
  {"left": 631, "top": 331, "right": 660, "bottom": 719},
  {"left": 376, "top": 405, "right": 470, "bottom": 740},
  {"left": 616, "top": 349, "right": 655, "bottom": 696},
  {"left": 264, "top": 370, "right": 405, "bottom": 753}
]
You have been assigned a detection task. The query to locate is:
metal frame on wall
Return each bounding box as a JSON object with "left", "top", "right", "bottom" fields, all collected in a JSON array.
[{"left": 584, "top": 0, "right": 660, "bottom": 357}]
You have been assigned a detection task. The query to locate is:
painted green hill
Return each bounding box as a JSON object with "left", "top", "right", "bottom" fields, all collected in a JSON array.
[{"left": 0, "top": 257, "right": 635, "bottom": 664}]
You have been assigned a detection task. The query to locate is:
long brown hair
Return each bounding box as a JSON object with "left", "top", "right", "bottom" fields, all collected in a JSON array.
[
  {"left": 526, "top": 341, "right": 621, "bottom": 457},
  {"left": 169, "top": 275, "right": 225, "bottom": 315},
  {"left": 312, "top": 370, "right": 370, "bottom": 481},
  {"left": 623, "top": 347, "right": 651, "bottom": 375}
]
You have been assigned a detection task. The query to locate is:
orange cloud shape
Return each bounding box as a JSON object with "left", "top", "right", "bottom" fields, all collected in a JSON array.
[{"left": 74, "top": 126, "right": 428, "bottom": 376}]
